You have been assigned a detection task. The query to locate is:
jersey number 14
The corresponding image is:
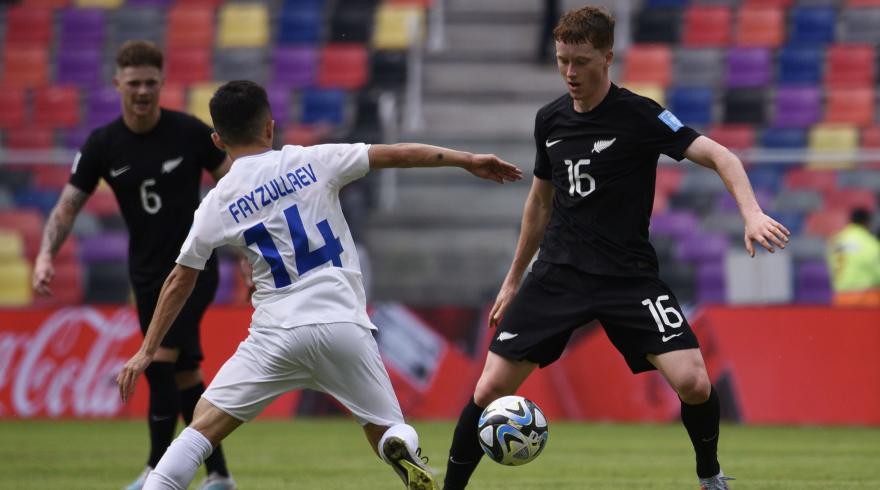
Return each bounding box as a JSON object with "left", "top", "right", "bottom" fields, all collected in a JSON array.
[{"left": 243, "top": 204, "right": 343, "bottom": 288}]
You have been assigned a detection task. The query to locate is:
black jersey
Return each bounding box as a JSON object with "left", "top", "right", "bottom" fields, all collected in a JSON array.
[
  {"left": 534, "top": 84, "right": 700, "bottom": 277},
  {"left": 69, "top": 109, "right": 226, "bottom": 290}
]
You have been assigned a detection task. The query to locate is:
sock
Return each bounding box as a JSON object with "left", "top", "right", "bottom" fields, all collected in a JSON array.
[
  {"left": 180, "top": 383, "right": 230, "bottom": 477},
  {"left": 377, "top": 423, "right": 420, "bottom": 464},
  {"left": 143, "top": 427, "right": 214, "bottom": 490},
  {"left": 144, "top": 362, "right": 180, "bottom": 468},
  {"left": 681, "top": 385, "right": 721, "bottom": 479},
  {"left": 444, "top": 398, "right": 485, "bottom": 490}
]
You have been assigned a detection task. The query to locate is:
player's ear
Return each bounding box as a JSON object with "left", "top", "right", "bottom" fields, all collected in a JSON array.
[
  {"left": 265, "top": 119, "right": 275, "bottom": 140},
  {"left": 605, "top": 49, "right": 614, "bottom": 67},
  {"left": 211, "top": 132, "right": 226, "bottom": 151}
]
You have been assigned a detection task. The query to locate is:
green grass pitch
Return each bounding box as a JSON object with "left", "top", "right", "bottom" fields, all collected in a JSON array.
[{"left": 1, "top": 420, "right": 877, "bottom": 489}]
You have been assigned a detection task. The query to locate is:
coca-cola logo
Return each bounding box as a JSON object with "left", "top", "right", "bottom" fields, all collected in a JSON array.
[{"left": 0, "top": 307, "right": 139, "bottom": 418}]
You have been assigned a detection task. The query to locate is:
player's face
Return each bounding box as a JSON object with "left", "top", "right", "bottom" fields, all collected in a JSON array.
[
  {"left": 555, "top": 40, "right": 612, "bottom": 110},
  {"left": 114, "top": 66, "right": 163, "bottom": 119}
]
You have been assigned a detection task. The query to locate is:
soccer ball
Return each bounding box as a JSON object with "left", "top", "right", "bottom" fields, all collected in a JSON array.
[{"left": 477, "top": 395, "right": 549, "bottom": 466}]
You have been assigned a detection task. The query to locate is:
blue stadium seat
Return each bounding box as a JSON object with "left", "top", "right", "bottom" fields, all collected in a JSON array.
[
  {"left": 778, "top": 46, "right": 823, "bottom": 84},
  {"left": 300, "top": 89, "right": 346, "bottom": 125},
  {"left": 761, "top": 128, "right": 807, "bottom": 149},
  {"left": 789, "top": 6, "right": 836, "bottom": 45},
  {"left": 668, "top": 86, "right": 713, "bottom": 127},
  {"left": 278, "top": 6, "right": 323, "bottom": 44},
  {"left": 746, "top": 167, "right": 784, "bottom": 192}
]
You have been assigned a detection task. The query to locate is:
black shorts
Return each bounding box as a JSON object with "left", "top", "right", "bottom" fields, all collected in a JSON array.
[
  {"left": 490, "top": 260, "right": 699, "bottom": 373},
  {"left": 134, "top": 270, "right": 218, "bottom": 371}
]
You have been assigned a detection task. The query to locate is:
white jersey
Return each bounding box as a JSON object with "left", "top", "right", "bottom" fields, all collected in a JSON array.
[{"left": 177, "top": 143, "right": 376, "bottom": 330}]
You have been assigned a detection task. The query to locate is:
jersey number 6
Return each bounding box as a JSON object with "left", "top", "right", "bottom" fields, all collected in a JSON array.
[{"left": 243, "top": 204, "right": 344, "bottom": 288}]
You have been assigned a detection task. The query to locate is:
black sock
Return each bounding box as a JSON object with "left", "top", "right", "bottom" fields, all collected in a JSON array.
[
  {"left": 444, "top": 398, "right": 486, "bottom": 490},
  {"left": 179, "top": 382, "right": 230, "bottom": 477},
  {"left": 144, "top": 362, "right": 179, "bottom": 468},
  {"left": 681, "top": 386, "right": 721, "bottom": 479}
]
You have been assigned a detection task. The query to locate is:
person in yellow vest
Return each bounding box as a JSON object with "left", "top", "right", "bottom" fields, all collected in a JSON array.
[{"left": 827, "top": 208, "right": 880, "bottom": 306}]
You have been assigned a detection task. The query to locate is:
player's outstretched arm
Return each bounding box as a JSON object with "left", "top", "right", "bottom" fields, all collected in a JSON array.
[
  {"left": 32, "top": 184, "right": 90, "bottom": 296},
  {"left": 367, "top": 143, "right": 523, "bottom": 183},
  {"left": 684, "top": 136, "right": 790, "bottom": 257},
  {"left": 117, "top": 264, "right": 200, "bottom": 403}
]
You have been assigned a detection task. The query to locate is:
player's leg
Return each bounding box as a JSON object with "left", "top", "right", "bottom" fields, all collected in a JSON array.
[{"left": 143, "top": 399, "right": 243, "bottom": 490}]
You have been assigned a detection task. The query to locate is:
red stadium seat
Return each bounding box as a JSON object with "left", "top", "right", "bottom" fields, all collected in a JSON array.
[
  {"left": 159, "top": 83, "right": 187, "bottom": 111},
  {"left": 804, "top": 209, "right": 849, "bottom": 237},
  {"left": 824, "top": 87, "right": 875, "bottom": 126},
  {"left": 30, "top": 261, "right": 84, "bottom": 307},
  {"left": 5, "top": 127, "right": 54, "bottom": 149},
  {"left": 784, "top": 168, "right": 838, "bottom": 194},
  {"left": 0, "top": 208, "right": 43, "bottom": 255},
  {"left": 165, "top": 48, "right": 212, "bottom": 85},
  {"left": 283, "top": 124, "right": 331, "bottom": 147},
  {"left": 708, "top": 124, "right": 755, "bottom": 151},
  {"left": 0, "top": 87, "right": 27, "bottom": 129},
  {"left": 84, "top": 188, "right": 120, "bottom": 217},
  {"left": 2, "top": 46, "right": 49, "bottom": 87},
  {"left": 735, "top": 6, "right": 784, "bottom": 48},
  {"left": 33, "top": 86, "right": 81, "bottom": 129},
  {"left": 656, "top": 166, "right": 683, "bottom": 196},
  {"left": 318, "top": 43, "right": 369, "bottom": 89},
  {"left": 824, "top": 188, "right": 877, "bottom": 212},
  {"left": 622, "top": 44, "right": 672, "bottom": 87},
  {"left": 861, "top": 126, "right": 880, "bottom": 168},
  {"left": 682, "top": 5, "right": 732, "bottom": 48},
  {"left": 32, "top": 164, "right": 73, "bottom": 191},
  {"left": 4, "top": 6, "right": 53, "bottom": 47},
  {"left": 166, "top": 5, "right": 216, "bottom": 49},
  {"left": 21, "top": 0, "right": 69, "bottom": 7},
  {"left": 744, "top": 0, "right": 792, "bottom": 6},
  {"left": 824, "top": 44, "right": 875, "bottom": 88}
]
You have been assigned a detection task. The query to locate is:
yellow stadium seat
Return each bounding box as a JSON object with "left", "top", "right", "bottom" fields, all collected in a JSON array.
[
  {"left": 373, "top": 5, "right": 425, "bottom": 50},
  {"left": 217, "top": 3, "right": 269, "bottom": 48},
  {"left": 0, "top": 230, "right": 25, "bottom": 260},
  {"left": 621, "top": 84, "right": 665, "bottom": 106},
  {"left": 187, "top": 82, "right": 222, "bottom": 125},
  {"left": 73, "top": 0, "right": 122, "bottom": 8},
  {"left": 0, "top": 260, "right": 32, "bottom": 307},
  {"left": 808, "top": 124, "right": 859, "bottom": 169}
]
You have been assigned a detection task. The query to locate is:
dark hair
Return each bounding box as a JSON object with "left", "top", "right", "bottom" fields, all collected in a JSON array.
[
  {"left": 115, "top": 40, "right": 163, "bottom": 70},
  {"left": 209, "top": 81, "right": 271, "bottom": 146},
  {"left": 553, "top": 6, "right": 615, "bottom": 51},
  {"left": 851, "top": 207, "right": 871, "bottom": 226}
]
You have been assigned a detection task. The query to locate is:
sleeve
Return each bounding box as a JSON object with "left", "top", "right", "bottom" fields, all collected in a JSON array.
[
  {"left": 312, "top": 143, "right": 370, "bottom": 189},
  {"left": 68, "top": 130, "right": 104, "bottom": 195},
  {"left": 176, "top": 191, "right": 226, "bottom": 270},
  {"left": 533, "top": 109, "right": 552, "bottom": 180},
  {"left": 192, "top": 117, "right": 227, "bottom": 172},
  {"left": 631, "top": 96, "right": 700, "bottom": 162}
]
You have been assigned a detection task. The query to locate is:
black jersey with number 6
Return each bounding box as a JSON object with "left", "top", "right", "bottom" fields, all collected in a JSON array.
[
  {"left": 69, "top": 109, "right": 227, "bottom": 290},
  {"left": 533, "top": 84, "right": 700, "bottom": 278}
]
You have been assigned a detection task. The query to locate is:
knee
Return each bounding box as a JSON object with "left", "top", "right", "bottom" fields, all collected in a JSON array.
[
  {"left": 674, "top": 373, "right": 712, "bottom": 404},
  {"left": 473, "top": 376, "right": 514, "bottom": 407}
]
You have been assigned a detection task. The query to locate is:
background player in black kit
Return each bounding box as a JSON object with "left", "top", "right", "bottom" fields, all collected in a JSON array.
[
  {"left": 32, "top": 41, "right": 236, "bottom": 490},
  {"left": 442, "top": 7, "right": 790, "bottom": 490}
]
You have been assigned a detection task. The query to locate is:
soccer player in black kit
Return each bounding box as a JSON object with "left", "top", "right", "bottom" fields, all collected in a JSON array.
[
  {"left": 32, "top": 41, "right": 236, "bottom": 490},
  {"left": 442, "top": 7, "right": 790, "bottom": 490}
]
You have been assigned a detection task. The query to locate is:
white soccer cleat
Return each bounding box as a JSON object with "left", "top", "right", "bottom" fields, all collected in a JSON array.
[
  {"left": 699, "top": 470, "right": 735, "bottom": 490},
  {"left": 122, "top": 466, "right": 152, "bottom": 490},
  {"left": 195, "top": 472, "right": 237, "bottom": 490},
  {"left": 381, "top": 436, "right": 439, "bottom": 490}
]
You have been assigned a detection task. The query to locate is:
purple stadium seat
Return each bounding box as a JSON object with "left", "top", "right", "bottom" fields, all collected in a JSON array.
[
  {"left": 697, "top": 262, "right": 725, "bottom": 304},
  {"left": 59, "top": 8, "right": 106, "bottom": 50},
  {"left": 677, "top": 232, "right": 729, "bottom": 263},
  {"left": 215, "top": 258, "right": 237, "bottom": 304},
  {"left": 56, "top": 48, "right": 103, "bottom": 86},
  {"left": 272, "top": 45, "right": 317, "bottom": 88},
  {"left": 79, "top": 231, "right": 129, "bottom": 263},
  {"left": 716, "top": 188, "right": 772, "bottom": 212},
  {"left": 725, "top": 48, "right": 771, "bottom": 87},
  {"left": 88, "top": 86, "right": 121, "bottom": 128},
  {"left": 64, "top": 126, "right": 91, "bottom": 149},
  {"left": 795, "top": 260, "right": 831, "bottom": 304},
  {"left": 267, "top": 84, "right": 291, "bottom": 125},
  {"left": 773, "top": 86, "right": 821, "bottom": 128},
  {"left": 650, "top": 210, "right": 699, "bottom": 239}
]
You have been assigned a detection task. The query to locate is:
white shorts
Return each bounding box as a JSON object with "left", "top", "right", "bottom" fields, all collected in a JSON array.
[{"left": 202, "top": 322, "right": 404, "bottom": 426}]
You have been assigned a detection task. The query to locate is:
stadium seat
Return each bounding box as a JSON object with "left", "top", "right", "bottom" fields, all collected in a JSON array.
[
  {"left": 674, "top": 48, "right": 724, "bottom": 86},
  {"left": 4, "top": 6, "right": 53, "bottom": 46},
  {"left": 165, "top": 48, "right": 212, "bottom": 85},
  {"left": 0, "top": 260, "right": 31, "bottom": 307},
  {"left": 214, "top": 49, "right": 268, "bottom": 83},
  {"left": 840, "top": 8, "right": 880, "bottom": 43},
  {"left": 33, "top": 86, "right": 81, "bottom": 129},
  {"left": 804, "top": 209, "right": 849, "bottom": 237},
  {"left": 761, "top": 128, "right": 807, "bottom": 165},
  {"left": 370, "top": 50, "right": 408, "bottom": 90},
  {"left": 87, "top": 86, "right": 121, "bottom": 128},
  {"left": 725, "top": 48, "right": 771, "bottom": 88},
  {"left": 696, "top": 262, "right": 725, "bottom": 304},
  {"left": 329, "top": 1, "right": 376, "bottom": 43},
  {"left": 300, "top": 89, "right": 347, "bottom": 125},
  {"left": 807, "top": 124, "right": 859, "bottom": 168},
  {"left": 56, "top": 48, "right": 103, "bottom": 86},
  {"left": 282, "top": 124, "right": 329, "bottom": 147},
  {"left": 682, "top": 5, "right": 732, "bottom": 47},
  {"left": 21, "top": 0, "right": 70, "bottom": 7},
  {"left": 318, "top": 43, "right": 369, "bottom": 89},
  {"left": 0, "top": 230, "right": 24, "bottom": 260},
  {"left": 272, "top": 45, "right": 318, "bottom": 88},
  {"left": 159, "top": 83, "right": 186, "bottom": 112},
  {"left": 708, "top": 125, "right": 755, "bottom": 151},
  {"left": 789, "top": 6, "right": 836, "bottom": 45},
  {"left": 32, "top": 164, "right": 73, "bottom": 191},
  {"left": 277, "top": 6, "right": 323, "bottom": 44},
  {"left": 773, "top": 189, "right": 823, "bottom": 214},
  {"left": 83, "top": 187, "right": 119, "bottom": 217},
  {"left": 0, "top": 208, "right": 43, "bottom": 250},
  {"left": 784, "top": 167, "right": 838, "bottom": 194},
  {"left": 31, "top": 261, "right": 84, "bottom": 306},
  {"left": 824, "top": 87, "right": 875, "bottom": 126},
  {"left": 773, "top": 86, "right": 821, "bottom": 128},
  {"left": 824, "top": 44, "right": 875, "bottom": 88},
  {"left": 645, "top": 0, "right": 687, "bottom": 6},
  {"left": 722, "top": 88, "right": 766, "bottom": 125},
  {"left": 622, "top": 44, "right": 672, "bottom": 87},
  {"left": 621, "top": 84, "right": 665, "bottom": 106},
  {"left": 655, "top": 166, "right": 683, "bottom": 196},
  {"left": 837, "top": 169, "right": 880, "bottom": 192},
  {"left": 111, "top": 7, "right": 164, "bottom": 46},
  {"left": 373, "top": 4, "right": 424, "bottom": 50},
  {"left": 847, "top": 0, "right": 880, "bottom": 5},
  {"left": 677, "top": 232, "right": 729, "bottom": 263},
  {"left": 2, "top": 45, "right": 49, "bottom": 87},
  {"left": 735, "top": 5, "right": 784, "bottom": 48},
  {"left": 14, "top": 188, "right": 59, "bottom": 217},
  {"left": 650, "top": 210, "right": 699, "bottom": 239},
  {"left": 746, "top": 166, "right": 784, "bottom": 192},
  {"left": 778, "top": 46, "right": 823, "bottom": 85},
  {"left": 80, "top": 231, "right": 129, "bottom": 263},
  {"left": 772, "top": 211, "right": 805, "bottom": 237},
  {"left": 0, "top": 88, "right": 27, "bottom": 129},
  {"left": 166, "top": 5, "right": 215, "bottom": 49},
  {"left": 5, "top": 127, "right": 54, "bottom": 149},
  {"left": 744, "top": 0, "right": 792, "bottom": 6},
  {"left": 824, "top": 188, "right": 877, "bottom": 212},
  {"left": 861, "top": 126, "right": 880, "bottom": 167},
  {"left": 59, "top": 8, "right": 106, "bottom": 49},
  {"left": 668, "top": 86, "right": 713, "bottom": 127},
  {"left": 74, "top": 0, "right": 123, "bottom": 8},
  {"left": 633, "top": 7, "right": 681, "bottom": 44},
  {"left": 794, "top": 260, "right": 831, "bottom": 304},
  {"left": 217, "top": 3, "right": 269, "bottom": 48},
  {"left": 187, "top": 82, "right": 222, "bottom": 125},
  {"left": 266, "top": 85, "right": 292, "bottom": 125}
]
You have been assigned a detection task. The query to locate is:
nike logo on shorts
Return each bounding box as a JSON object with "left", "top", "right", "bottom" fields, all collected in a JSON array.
[{"left": 662, "top": 332, "right": 684, "bottom": 343}]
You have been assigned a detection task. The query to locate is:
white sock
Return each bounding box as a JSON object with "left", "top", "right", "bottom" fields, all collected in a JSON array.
[
  {"left": 377, "top": 423, "right": 420, "bottom": 463},
  {"left": 143, "top": 427, "right": 214, "bottom": 490}
]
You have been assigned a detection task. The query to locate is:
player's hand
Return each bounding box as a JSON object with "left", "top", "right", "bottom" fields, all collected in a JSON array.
[
  {"left": 239, "top": 255, "right": 256, "bottom": 299},
  {"left": 32, "top": 254, "right": 55, "bottom": 296},
  {"left": 743, "top": 211, "right": 790, "bottom": 257},
  {"left": 467, "top": 154, "right": 523, "bottom": 184},
  {"left": 489, "top": 282, "right": 518, "bottom": 329},
  {"left": 116, "top": 350, "right": 153, "bottom": 404}
]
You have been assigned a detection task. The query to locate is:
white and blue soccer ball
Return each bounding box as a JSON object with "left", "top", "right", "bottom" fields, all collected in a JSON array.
[{"left": 477, "top": 395, "right": 549, "bottom": 466}]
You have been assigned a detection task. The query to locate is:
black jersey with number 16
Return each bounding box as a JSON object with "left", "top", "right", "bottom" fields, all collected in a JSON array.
[
  {"left": 69, "top": 109, "right": 227, "bottom": 290},
  {"left": 534, "top": 84, "right": 700, "bottom": 278}
]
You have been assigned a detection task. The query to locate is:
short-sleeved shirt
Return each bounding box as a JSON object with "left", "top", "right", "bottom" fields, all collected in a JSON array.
[
  {"left": 177, "top": 143, "right": 375, "bottom": 330},
  {"left": 69, "top": 109, "right": 227, "bottom": 290},
  {"left": 533, "top": 84, "right": 700, "bottom": 277}
]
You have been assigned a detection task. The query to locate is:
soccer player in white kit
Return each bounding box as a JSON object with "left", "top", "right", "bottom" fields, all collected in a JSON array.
[{"left": 116, "top": 80, "right": 523, "bottom": 490}]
